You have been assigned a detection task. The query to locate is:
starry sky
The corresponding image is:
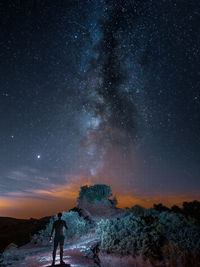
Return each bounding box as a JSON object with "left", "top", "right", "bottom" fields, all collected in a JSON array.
[{"left": 0, "top": 0, "right": 200, "bottom": 218}]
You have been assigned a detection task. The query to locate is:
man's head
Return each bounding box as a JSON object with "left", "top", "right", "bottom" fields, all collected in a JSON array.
[{"left": 58, "top": 212, "right": 62, "bottom": 219}]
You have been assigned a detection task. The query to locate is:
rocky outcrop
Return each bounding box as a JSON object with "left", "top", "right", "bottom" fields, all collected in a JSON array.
[{"left": 76, "top": 184, "right": 121, "bottom": 219}]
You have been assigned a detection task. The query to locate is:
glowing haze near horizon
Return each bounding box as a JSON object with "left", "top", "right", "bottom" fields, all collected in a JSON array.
[{"left": 0, "top": 0, "right": 200, "bottom": 218}]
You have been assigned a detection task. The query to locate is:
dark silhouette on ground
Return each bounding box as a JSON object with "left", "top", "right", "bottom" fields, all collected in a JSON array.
[
  {"left": 50, "top": 212, "right": 68, "bottom": 266},
  {"left": 46, "top": 264, "right": 70, "bottom": 267}
]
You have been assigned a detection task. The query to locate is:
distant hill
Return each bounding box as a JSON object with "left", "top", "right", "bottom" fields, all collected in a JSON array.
[{"left": 0, "top": 216, "right": 50, "bottom": 253}]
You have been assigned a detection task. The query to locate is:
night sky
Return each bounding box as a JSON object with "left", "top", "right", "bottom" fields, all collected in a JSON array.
[{"left": 0, "top": 0, "right": 200, "bottom": 218}]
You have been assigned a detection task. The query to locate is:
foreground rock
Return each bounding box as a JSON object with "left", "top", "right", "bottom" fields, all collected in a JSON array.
[{"left": 76, "top": 184, "right": 124, "bottom": 220}]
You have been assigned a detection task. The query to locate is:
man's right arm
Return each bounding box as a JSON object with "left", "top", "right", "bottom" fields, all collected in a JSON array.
[{"left": 50, "top": 222, "right": 55, "bottom": 241}]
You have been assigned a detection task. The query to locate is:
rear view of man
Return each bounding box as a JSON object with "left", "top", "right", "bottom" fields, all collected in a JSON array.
[{"left": 50, "top": 212, "right": 68, "bottom": 266}]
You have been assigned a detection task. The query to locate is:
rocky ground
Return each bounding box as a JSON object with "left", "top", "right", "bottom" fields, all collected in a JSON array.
[{"left": 0, "top": 237, "right": 100, "bottom": 267}]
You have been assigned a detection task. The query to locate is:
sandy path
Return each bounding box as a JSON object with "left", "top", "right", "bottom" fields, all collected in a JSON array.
[{"left": 0, "top": 238, "right": 99, "bottom": 267}]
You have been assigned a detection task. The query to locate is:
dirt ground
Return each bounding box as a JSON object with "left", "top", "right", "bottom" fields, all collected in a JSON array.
[{"left": 0, "top": 237, "right": 99, "bottom": 267}]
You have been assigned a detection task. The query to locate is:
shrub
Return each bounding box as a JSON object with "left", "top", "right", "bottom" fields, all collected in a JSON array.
[
  {"left": 182, "top": 200, "right": 200, "bottom": 222},
  {"left": 158, "top": 211, "right": 200, "bottom": 252},
  {"left": 128, "top": 205, "right": 149, "bottom": 217},
  {"left": 96, "top": 207, "right": 200, "bottom": 261},
  {"left": 97, "top": 213, "right": 165, "bottom": 259}
]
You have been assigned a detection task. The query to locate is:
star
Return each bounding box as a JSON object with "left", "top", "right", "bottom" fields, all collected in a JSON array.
[
  {"left": 37, "top": 155, "right": 41, "bottom": 159},
  {"left": 3, "top": 92, "right": 9, "bottom": 97}
]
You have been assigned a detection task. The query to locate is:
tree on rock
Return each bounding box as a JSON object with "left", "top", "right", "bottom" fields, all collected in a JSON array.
[{"left": 78, "top": 184, "right": 116, "bottom": 205}]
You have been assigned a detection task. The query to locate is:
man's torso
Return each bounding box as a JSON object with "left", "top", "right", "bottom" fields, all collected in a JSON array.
[{"left": 53, "top": 219, "right": 66, "bottom": 237}]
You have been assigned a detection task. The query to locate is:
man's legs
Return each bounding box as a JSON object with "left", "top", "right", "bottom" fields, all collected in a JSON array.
[
  {"left": 60, "top": 245, "right": 64, "bottom": 263},
  {"left": 60, "top": 235, "right": 65, "bottom": 264},
  {"left": 52, "top": 245, "right": 57, "bottom": 265}
]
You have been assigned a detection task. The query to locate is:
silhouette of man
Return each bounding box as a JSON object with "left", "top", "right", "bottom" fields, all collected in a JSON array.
[{"left": 50, "top": 212, "right": 68, "bottom": 266}]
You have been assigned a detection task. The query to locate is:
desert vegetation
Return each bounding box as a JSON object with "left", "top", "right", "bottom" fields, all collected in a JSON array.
[{"left": 97, "top": 202, "right": 200, "bottom": 266}]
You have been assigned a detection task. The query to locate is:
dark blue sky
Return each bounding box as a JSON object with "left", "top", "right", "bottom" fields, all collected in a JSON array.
[{"left": 0, "top": 0, "right": 200, "bottom": 217}]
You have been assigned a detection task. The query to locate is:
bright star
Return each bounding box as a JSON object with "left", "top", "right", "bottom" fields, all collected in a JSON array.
[{"left": 37, "top": 155, "right": 41, "bottom": 159}]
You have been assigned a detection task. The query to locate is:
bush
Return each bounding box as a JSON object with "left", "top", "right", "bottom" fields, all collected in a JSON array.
[
  {"left": 97, "top": 213, "right": 165, "bottom": 259},
  {"left": 158, "top": 211, "right": 200, "bottom": 252},
  {"left": 96, "top": 207, "right": 200, "bottom": 261},
  {"left": 182, "top": 200, "right": 200, "bottom": 222}
]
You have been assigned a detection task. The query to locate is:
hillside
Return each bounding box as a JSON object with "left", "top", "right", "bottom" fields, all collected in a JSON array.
[{"left": 0, "top": 216, "right": 50, "bottom": 253}]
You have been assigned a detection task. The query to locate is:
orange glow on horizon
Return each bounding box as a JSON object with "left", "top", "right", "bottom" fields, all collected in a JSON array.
[
  {"left": 0, "top": 179, "right": 92, "bottom": 219},
  {"left": 1, "top": 184, "right": 200, "bottom": 219},
  {"left": 0, "top": 173, "right": 199, "bottom": 219},
  {"left": 116, "top": 193, "right": 200, "bottom": 209}
]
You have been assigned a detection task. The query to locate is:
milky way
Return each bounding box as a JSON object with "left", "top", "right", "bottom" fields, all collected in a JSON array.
[{"left": 0, "top": 0, "right": 200, "bottom": 217}]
